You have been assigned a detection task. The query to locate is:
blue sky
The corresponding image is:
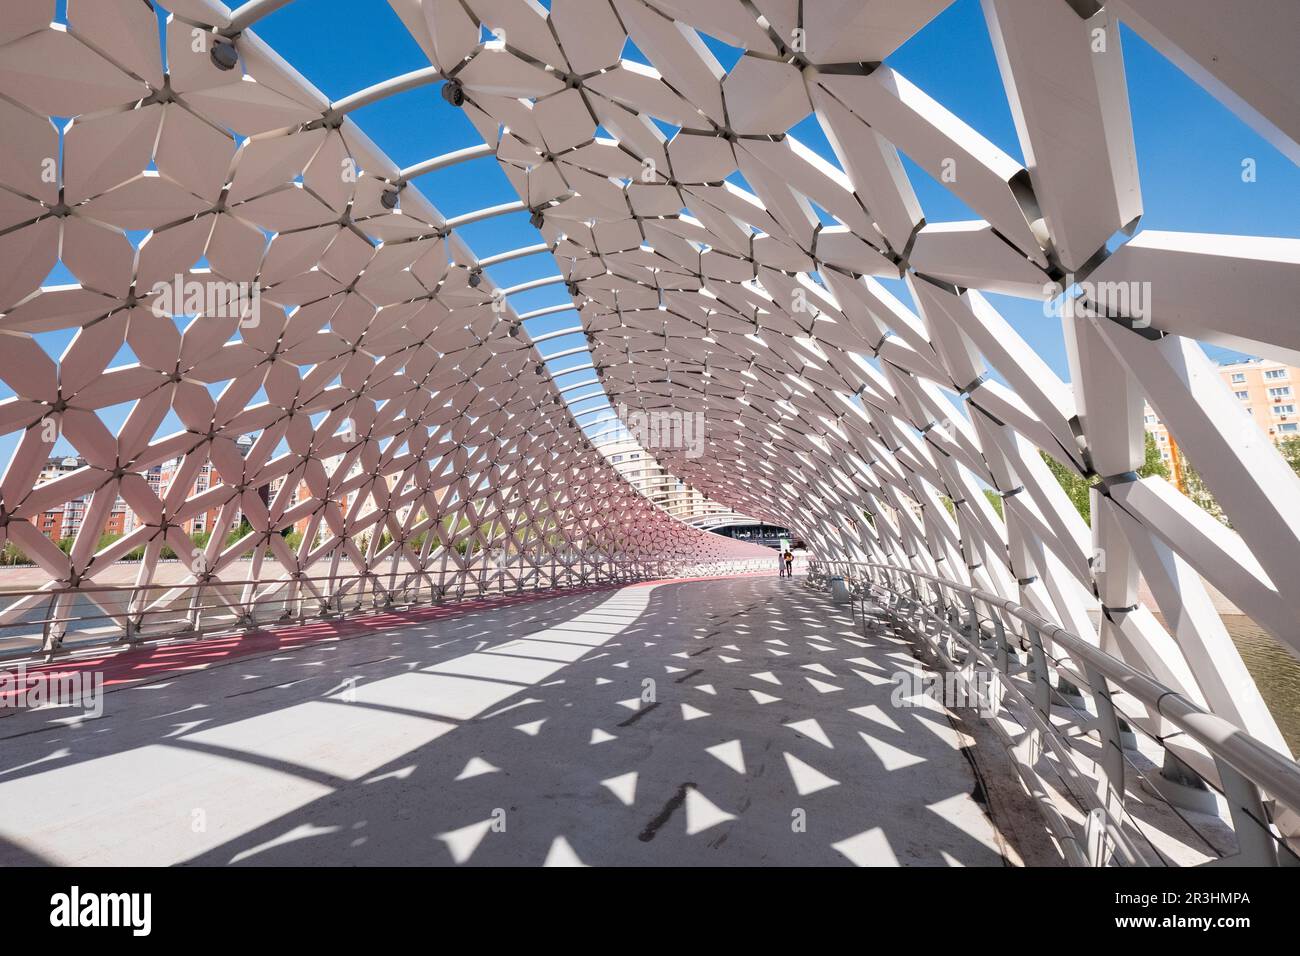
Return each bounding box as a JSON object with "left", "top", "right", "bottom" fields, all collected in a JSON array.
[{"left": 14, "top": 0, "right": 1300, "bottom": 464}]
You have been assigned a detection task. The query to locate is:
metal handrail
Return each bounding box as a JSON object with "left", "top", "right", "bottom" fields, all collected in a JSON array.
[
  {"left": 809, "top": 558, "right": 1300, "bottom": 867},
  {"left": 0, "top": 556, "right": 775, "bottom": 662}
]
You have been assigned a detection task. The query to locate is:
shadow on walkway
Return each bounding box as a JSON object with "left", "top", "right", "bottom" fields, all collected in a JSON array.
[{"left": 0, "top": 576, "right": 1046, "bottom": 866}]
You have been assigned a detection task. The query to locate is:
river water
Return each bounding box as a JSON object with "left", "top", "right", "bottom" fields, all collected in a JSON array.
[{"left": 1224, "top": 616, "right": 1300, "bottom": 756}]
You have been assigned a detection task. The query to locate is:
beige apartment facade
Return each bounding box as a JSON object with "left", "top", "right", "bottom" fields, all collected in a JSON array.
[
  {"left": 1144, "top": 358, "right": 1300, "bottom": 490},
  {"left": 600, "top": 435, "right": 734, "bottom": 523}
]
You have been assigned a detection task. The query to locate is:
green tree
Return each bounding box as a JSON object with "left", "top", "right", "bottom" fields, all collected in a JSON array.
[
  {"left": 1278, "top": 436, "right": 1300, "bottom": 476},
  {"left": 94, "top": 532, "right": 145, "bottom": 562},
  {"left": 1176, "top": 449, "right": 1226, "bottom": 525},
  {"left": 1140, "top": 431, "right": 1169, "bottom": 481},
  {"left": 939, "top": 489, "right": 1005, "bottom": 521},
  {"left": 983, "top": 488, "right": 1004, "bottom": 520},
  {"left": 226, "top": 519, "right": 255, "bottom": 558},
  {"left": 1, "top": 541, "right": 31, "bottom": 566}
]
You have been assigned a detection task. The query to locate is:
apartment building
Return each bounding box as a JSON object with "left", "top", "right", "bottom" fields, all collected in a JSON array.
[
  {"left": 1143, "top": 358, "right": 1300, "bottom": 489},
  {"left": 32, "top": 505, "right": 65, "bottom": 540},
  {"left": 601, "top": 435, "right": 735, "bottom": 522},
  {"left": 28, "top": 435, "right": 260, "bottom": 544},
  {"left": 1221, "top": 358, "right": 1300, "bottom": 440},
  {"left": 29, "top": 456, "right": 131, "bottom": 543}
]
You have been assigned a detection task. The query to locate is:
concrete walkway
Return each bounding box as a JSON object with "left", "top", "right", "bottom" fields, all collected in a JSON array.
[{"left": 0, "top": 575, "right": 1047, "bottom": 866}]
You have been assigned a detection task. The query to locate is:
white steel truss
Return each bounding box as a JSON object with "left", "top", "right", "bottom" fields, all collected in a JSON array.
[
  {"left": 377, "top": 0, "right": 1300, "bottom": 815},
  {"left": 0, "top": 0, "right": 1298, "bottom": 845},
  {"left": 0, "top": 0, "right": 774, "bottom": 651}
]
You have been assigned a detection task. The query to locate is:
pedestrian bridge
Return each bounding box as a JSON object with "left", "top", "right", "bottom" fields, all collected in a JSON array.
[
  {"left": 0, "top": 563, "right": 1296, "bottom": 867},
  {"left": 0, "top": 0, "right": 1299, "bottom": 868}
]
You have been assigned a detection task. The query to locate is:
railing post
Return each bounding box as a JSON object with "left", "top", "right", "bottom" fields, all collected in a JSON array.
[
  {"left": 1213, "top": 757, "right": 1279, "bottom": 865},
  {"left": 963, "top": 591, "right": 978, "bottom": 657},
  {"left": 957, "top": 591, "right": 981, "bottom": 685},
  {"left": 122, "top": 587, "right": 139, "bottom": 644},
  {"left": 187, "top": 581, "right": 203, "bottom": 630},
  {"left": 931, "top": 582, "right": 945, "bottom": 648},
  {"left": 1026, "top": 624, "right": 1052, "bottom": 722},
  {"left": 1082, "top": 661, "right": 1126, "bottom": 822},
  {"left": 41, "top": 591, "right": 59, "bottom": 656},
  {"left": 992, "top": 611, "right": 1009, "bottom": 673}
]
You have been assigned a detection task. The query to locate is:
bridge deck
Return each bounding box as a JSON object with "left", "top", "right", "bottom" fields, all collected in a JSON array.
[{"left": 0, "top": 575, "right": 1055, "bottom": 866}]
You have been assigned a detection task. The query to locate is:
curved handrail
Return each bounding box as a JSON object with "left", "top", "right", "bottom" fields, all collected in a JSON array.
[{"left": 810, "top": 558, "right": 1300, "bottom": 865}]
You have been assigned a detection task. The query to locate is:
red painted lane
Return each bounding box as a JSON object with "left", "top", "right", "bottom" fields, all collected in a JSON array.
[{"left": 0, "top": 571, "right": 777, "bottom": 705}]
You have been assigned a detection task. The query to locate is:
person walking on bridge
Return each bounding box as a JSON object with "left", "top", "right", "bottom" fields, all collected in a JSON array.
[{"left": 782, "top": 549, "right": 794, "bottom": 578}]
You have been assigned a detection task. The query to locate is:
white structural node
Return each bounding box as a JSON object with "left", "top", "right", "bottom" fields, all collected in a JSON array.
[{"left": 1, "top": 0, "right": 1299, "bottom": 864}]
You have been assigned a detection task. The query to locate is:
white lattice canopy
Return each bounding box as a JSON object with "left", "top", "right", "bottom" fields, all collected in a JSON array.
[{"left": 0, "top": 0, "right": 1299, "bottom": 784}]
